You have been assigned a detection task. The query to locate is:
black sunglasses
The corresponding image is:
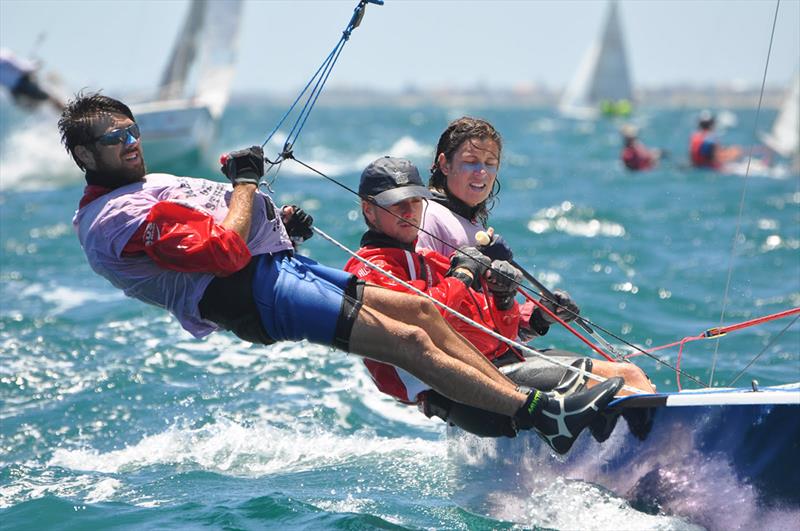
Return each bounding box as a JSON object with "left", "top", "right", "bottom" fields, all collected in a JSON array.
[{"left": 93, "top": 123, "right": 141, "bottom": 146}]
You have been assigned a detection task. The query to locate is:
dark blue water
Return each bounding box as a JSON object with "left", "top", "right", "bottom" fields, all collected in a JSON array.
[{"left": 1, "top": 100, "right": 798, "bottom": 530}]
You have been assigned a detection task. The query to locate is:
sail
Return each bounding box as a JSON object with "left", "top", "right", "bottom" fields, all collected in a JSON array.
[
  {"left": 193, "top": 0, "right": 244, "bottom": 119},
  {"left": 759, "top": 73, "right": 799, "bottom": 158},
  {"left": 155, "top": 0, "right": 243, "bottom": 118},
  {"left": 157, "top": 0, "right": 205, "bottom": 101},
  {"left": 560, "top": 1, "right": 633, "bottom": 118}
]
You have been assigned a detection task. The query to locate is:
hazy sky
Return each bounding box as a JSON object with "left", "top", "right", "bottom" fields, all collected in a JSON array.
[{"left": 1, "top": 0, "right": 798, "bottom": 99}]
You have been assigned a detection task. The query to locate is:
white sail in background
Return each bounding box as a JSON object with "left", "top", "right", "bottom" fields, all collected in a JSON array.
[
  {"left": 156, "top": 0, "right": 243, "bottom": 119},
  {"left": 559, "top": 1, "right": 633, "bottom": 119},
  {"left": 760, "top": 73, "right": 799, "bottom": 159},
  {"left": 133, "top": 0, "right": 243, "bottom": 171},
  {"left": 157, "top": 0, "right": 205, "bottom": 102},
  {"left": 193, "top": 0, "right": 243, "bottom": 119}
]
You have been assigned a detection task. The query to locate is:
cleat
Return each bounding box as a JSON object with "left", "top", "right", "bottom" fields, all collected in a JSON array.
[{"left": 515, "top": 377, "right": 624, "bottom": 454}]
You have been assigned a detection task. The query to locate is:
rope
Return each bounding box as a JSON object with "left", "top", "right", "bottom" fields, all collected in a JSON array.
[
  {"left": 260, "top": 0, "right": 382, "bottom": 171},
  {"left": 728, "top": 313, "right": 800, "bottom": 386},
  {"left": 709, "top": 0, "right": 781, "bottom": 385}
]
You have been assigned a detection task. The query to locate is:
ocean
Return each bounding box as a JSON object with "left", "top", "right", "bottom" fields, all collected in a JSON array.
[{"left": 1, "top": 99, "right": 798, "bottom": 530}]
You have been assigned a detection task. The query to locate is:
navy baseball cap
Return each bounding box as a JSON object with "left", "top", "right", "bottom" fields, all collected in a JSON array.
[{"left": 359, "top": 156, "right": 432, "bottom": 206}]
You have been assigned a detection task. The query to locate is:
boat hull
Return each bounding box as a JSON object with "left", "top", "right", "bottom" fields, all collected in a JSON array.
[
  {"left": 448, "top": 385, "right": 800, "bottom": 528},
  {"left": 132, "top": 101, "right": 215, "bottom": 174}
]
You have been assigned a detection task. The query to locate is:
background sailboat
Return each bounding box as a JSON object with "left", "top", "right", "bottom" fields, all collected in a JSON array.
[
  {"left": 559, "top": 0, "right": 633, "bottom": 120},
  {"left": 759, "top": 72, "right": 799, "bottom": 166},
  {"left": 132, "top": 0, "right": 243, "bottom": 173}
]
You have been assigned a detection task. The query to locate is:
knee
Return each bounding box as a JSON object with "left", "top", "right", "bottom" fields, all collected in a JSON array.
[
  {"left": 415, "top": 297, "right": 440, "bottom": 321},
  {"left": 399, "top": 324, "right": 434, "bottom": 352}
]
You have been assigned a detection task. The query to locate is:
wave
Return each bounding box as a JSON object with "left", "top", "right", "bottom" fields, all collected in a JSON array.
[
  {"left": 0, "top": 116, "right": 82, "bottom": 191},
  {"left": 47, "top": 416, "right": 445, "bottom": 477}
]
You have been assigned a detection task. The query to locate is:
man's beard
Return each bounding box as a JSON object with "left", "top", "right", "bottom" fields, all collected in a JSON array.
[{"left": 89, "top": 161, "right": 147, "bottom": 189}]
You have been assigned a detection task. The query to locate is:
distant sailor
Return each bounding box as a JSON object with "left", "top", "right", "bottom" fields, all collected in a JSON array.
[
  {"left": 620, "top": 124, "right": 661, "bottom": 171},
  {"left": 0, "top": 48, "right": 64, "bottom": 112},
  {"left": 59, "top": 91, "right": 624, "bottom": 455},
  {"left": 689, "top": 110, "right": 741, "bottom": 169}
]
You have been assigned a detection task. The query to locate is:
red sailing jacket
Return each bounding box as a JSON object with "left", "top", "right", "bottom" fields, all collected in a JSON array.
[
  {"left": 343, "top": 231, "right": 520, "bottom": 403},
  {"left": 690, "top": 131, "right": 718, "bottom": 168},
  {"left": 79, "top": 185, "right": 251, "bottom": 276}
]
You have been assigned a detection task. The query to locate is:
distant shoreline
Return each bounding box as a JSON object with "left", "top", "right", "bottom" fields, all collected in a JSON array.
[{"left": 230, "top": 85, "right": 788, "bottom": 109}]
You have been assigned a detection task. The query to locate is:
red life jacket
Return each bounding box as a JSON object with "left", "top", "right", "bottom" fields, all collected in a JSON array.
[
  {"left": 690, "top": 131, "right": 718, "bottom": 168},
  {"left": 343, "top": 232, "right": 520, "bottom": 403}
]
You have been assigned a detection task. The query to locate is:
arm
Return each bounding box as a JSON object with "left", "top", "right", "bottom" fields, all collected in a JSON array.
[{"left": 221, "top": 183, "right": 258, "bottom": 241}]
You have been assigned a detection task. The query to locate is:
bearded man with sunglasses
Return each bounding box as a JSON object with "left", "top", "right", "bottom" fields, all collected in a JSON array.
[{"left": 59, "top": 92, "right": 627, "bottom": 456}]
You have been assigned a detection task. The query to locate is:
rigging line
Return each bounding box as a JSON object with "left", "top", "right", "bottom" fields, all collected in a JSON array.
[
  {"left": 260, "top": 0, "right": 382, "bottom": 159},
  {"left": 312, "top": 224, "right": 648, "bottom": 396},
  {"left": 287, "top": 153, "right": 700, "bottom": 373},
  {"left": 727, "top": 313, "right": 800, "bottom": 387},
  {"left": 709, "top": 0, "right": 782, "bottom": 386}
]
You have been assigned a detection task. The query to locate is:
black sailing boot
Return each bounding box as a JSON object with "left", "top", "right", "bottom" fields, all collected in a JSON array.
[{"left": 513, "top": 377, "right": 624, "bottom": 454}]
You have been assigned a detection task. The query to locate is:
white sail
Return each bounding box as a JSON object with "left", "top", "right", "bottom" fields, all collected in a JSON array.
[
  {"left": 193, "top": 0, "right": 243, "bottom": 119},
  {"left": 133, "top": 0, "right": 243, "bottom": 170},
  {"left": 559, "top": 1, "right": 633, "bottom": 119},
  {"left": 759, "top": 73, "right": 799, "bottom": 159},
  {"left": 157, "top": 0, "right": 205, "bottom": 102}
]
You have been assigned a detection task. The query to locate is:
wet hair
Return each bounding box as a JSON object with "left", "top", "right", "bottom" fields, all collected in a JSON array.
[
  {"left": 57, "top": 90, "right": 135, "bottom": 170},
  {"left": 429, "top": 116, "right": 502, "bottom": 224}
]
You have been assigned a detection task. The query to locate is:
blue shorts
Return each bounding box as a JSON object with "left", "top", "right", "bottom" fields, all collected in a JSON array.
[{"left": 252, "top": 252, "right": 363, "bottom": 349}]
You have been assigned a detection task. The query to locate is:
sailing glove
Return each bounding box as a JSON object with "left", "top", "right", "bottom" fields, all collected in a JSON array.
[
  {"left": 525, "top": 289, "right": 581, "bottom": 336},
  {"left": 220, "top": 145, "right": 264, "bottom": 186},
  {"left": 486, "top": 260, "right": 521, "bottom": 310},
  {"left": 477, "top": 233, "right": 513, "bottom": 262},
  {"left": 282, "top": 205, "right": 314, "bottom": 245},
  {"left": 447, "top": 246, "right": 490, "bottom": 289}
]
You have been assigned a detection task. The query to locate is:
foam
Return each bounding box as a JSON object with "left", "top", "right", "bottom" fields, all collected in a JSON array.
[
  {"left": 47, "top": 417, "right": 446, "bottom": 476},
  {"left": 0, "top": 118, "right": 81, "bottom": 191}
]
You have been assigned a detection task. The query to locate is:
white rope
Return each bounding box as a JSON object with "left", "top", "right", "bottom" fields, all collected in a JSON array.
[{"left": 313, "top": 226, "right": 647, "bottom": 395}]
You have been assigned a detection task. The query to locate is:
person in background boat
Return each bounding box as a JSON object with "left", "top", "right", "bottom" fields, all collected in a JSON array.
[
  {"left": 0, "top": 48, "right": 64, "bottom": 112},
  {"left": 689, "top": 110, "right": 742, "bottom": 169},
  {"left": 346, "top": 156, "right": 654, "bottom": 441},
  {"left": 59, "top": 92, "right": 624, "bottom": 455},
  {"left": 620, "top": 124, "right": 662, "bottom": 171}
]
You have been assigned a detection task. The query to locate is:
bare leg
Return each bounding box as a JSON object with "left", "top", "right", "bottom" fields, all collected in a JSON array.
[
  {"left": 361, "top": 285, "right": 516, "bottom": 387},
  {"left": 348, "top": 295, "right": 526, "bottom": 416},
  {"left": 589, "top": 360, "right": 656, "bottom": 395}
]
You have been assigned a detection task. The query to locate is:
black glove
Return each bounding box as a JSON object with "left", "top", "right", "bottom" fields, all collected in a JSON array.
[
  {"left": 477, "top": 233, "right": 513, "bottom": 262},
  {"left": 220, "top": 145, "right": 264, "bottom": 186},
  {"left": 447, "top": 246, "right": 490, "bottom": 289},
  {"left": 282, "top": 205, "right": 314, "bottom": 244},
  {"left": 527, "top": 289, "right": 580, "bottom": 336},
  {"left": 486, "top": 260, "right": 521, "bottom": 310}
]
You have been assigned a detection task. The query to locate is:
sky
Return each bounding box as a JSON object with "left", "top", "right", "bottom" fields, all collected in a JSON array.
[{"left": 1, "top": 0, "right": 798, "bottom": 99}]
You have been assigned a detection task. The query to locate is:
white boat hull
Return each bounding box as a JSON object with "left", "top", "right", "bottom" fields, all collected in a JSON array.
[{"left": 132, "top": 100, "right": 215, "bottom": 173}]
